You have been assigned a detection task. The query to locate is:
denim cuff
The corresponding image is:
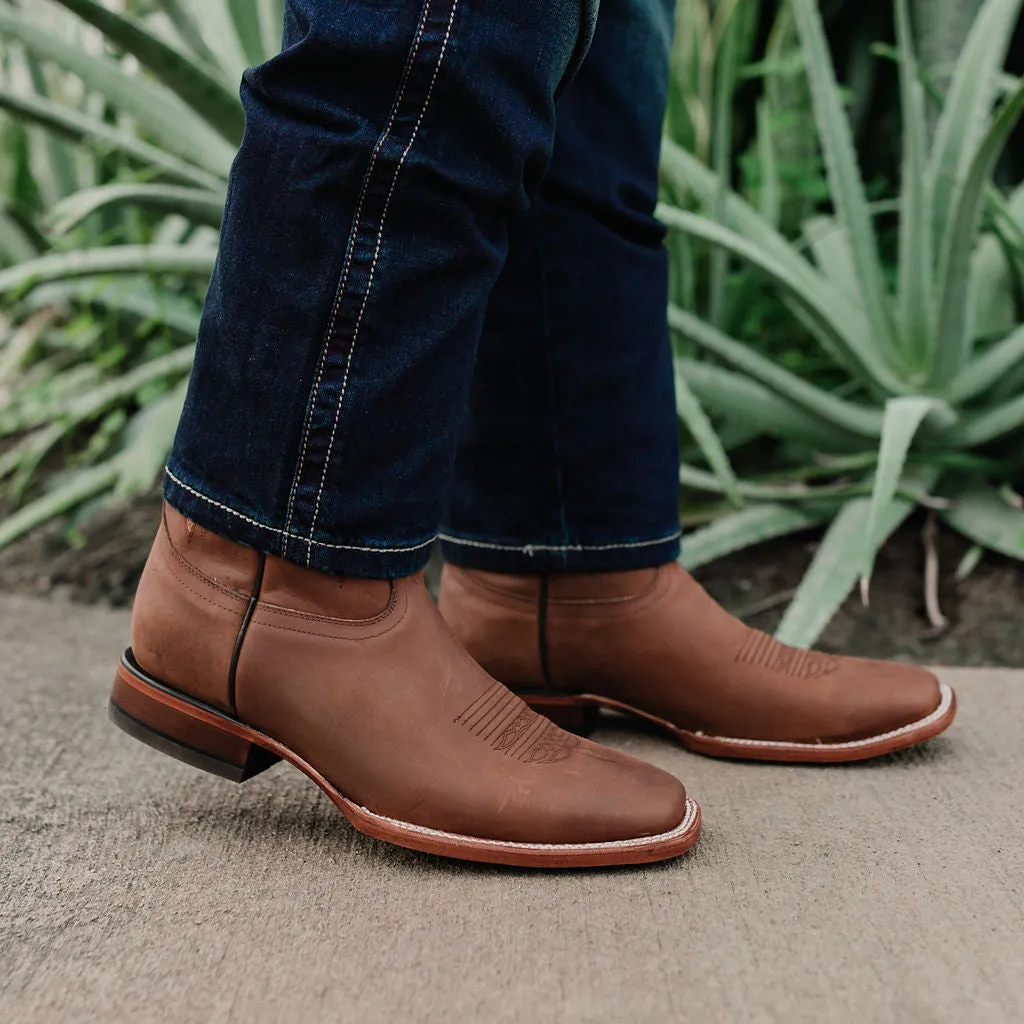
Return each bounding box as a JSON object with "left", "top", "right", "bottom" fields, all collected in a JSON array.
[
  {"left": 164, "top": 467, "right": 436, "bottom": 580},
  {"left": 438, "top": 528, "right": 681, "bottom": 574}
]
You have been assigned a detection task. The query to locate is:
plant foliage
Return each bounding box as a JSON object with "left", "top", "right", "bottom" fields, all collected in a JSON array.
[
  {"left": 663, "top": 0, "right": 1024, "bottom": 646},
  {"left": 0, "top": 0, "right": 280, "bottom": 547}
]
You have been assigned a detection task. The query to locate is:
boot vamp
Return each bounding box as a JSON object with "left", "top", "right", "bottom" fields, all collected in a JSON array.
[
  {"left": 550, "top": 564, "right": 941, "bottom": 745},
  {"left": 236, "top": 576, "right": 687, "bottom": 844}
]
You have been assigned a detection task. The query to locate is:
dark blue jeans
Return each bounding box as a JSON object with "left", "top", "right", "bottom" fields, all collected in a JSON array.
[{"left": 166, "top": 0, "right": 681, "bottom": 578}]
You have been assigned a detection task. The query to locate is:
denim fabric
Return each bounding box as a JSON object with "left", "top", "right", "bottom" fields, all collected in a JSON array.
[
  {"left": 441, "top": 0, "right": 680, "bottom": 572},
  {"left": 166, "top": 0, "right": 680, "bottom": 578}
]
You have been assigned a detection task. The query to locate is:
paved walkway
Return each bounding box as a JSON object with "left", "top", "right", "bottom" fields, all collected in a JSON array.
[{"left": 1, "top": 594, "right": 1021, "bottom": 1023}]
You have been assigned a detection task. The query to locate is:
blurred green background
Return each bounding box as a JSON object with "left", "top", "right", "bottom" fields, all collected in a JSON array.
[{"left": 1, "top": 0, "right": 1023, "bottom": 643}]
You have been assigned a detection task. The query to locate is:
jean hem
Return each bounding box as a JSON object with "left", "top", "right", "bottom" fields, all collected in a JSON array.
[
  {"left": 163, "top": 467, "right": 435, "bottom": 579},
  {"left": 438, "top": 529, "right": 681, "bottom": 573}
]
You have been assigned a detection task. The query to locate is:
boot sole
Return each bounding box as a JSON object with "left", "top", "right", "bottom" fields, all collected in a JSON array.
[
  {"left": 110, "top": 652, "right": 701, "bottom": 868},
  {"left": 523, "top": 683, "right": 957, "bottom": 764}
]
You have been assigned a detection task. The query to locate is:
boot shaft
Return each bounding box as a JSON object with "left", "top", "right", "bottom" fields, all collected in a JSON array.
[{"left": 131, "top": 505, "right": 262, "bottom": 712}]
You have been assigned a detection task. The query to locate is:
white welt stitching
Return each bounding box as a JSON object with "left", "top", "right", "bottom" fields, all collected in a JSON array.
[
  {"left": 306, "top": 0, "right": 461, "bottom": 566},
  {"left": 699, "top": 683, "right": 955, "bottom": 750},
  {"left": 358, "top": 798, "right": 699, "bottom": 852},
  {"left": 437, "top": 531, "right": 683, "bottom": 554},
  {"left": 282, "top": 2, "right": 434, "bottom": 554},
  {"left": 165, "top": 468, "right": 435, "bottom": 555}
]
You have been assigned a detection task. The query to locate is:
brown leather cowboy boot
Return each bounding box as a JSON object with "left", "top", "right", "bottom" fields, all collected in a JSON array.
[
  {"left": 439, "top": 562, "right": 956, "bottom": 763},
  {"left": 110, "top": 505, "right": 700, "bottom": 867}
]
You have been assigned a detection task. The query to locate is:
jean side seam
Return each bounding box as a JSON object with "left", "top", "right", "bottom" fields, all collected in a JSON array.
[
  {"left": 305, "top": 0, "right": 461, "bottom": 565},
  {"left": 438, "top": 531, "right": 682, "bottom": 554},
  {"left": 281, "top": 0, "right": 435, "bottom": 560},
  {"left": 165, "top": 467, "right": 435, "bottom": 554}
]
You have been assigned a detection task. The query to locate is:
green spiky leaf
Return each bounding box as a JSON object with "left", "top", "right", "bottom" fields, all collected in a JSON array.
[
  {"left": 48, "top": 184, "right": 225, "bottom": 235},
  {"left": 228, "top": 0, "right": 269, "bottom": 68},
  {"left": 674, "top": 363, "right": 742, "bottom": 507},
  {"left": 941, "top": 481, "right": 1024, "bottom": 561},
  {"left": 676, "top": 357, "right": 859, "bottom": 448},
  {"left": 790, "top": 0, "right": 896, "bottom": 358},
  {"left": 669, "top": 305, "right": 884, "bottom": 437},
  {"left": 680, "top": 503, "right": 826, "bottom": 571},
  {"left": 50, "top": 0, "right": 244, "bottom": 144},
  {"left": 953, "top": 323, "right": 1024, "bottom": 401},
  {"left": 0, "top": 89, "right": 224, "bottom": 191},
  {"left": 929, "top": 79, "right": 1024, "bottom": 386},
  {"left": 114, "top": 379, "right": 189, "bottom": 498},
  {"left": 928, "top": 0, "right": 1024, "bottom": 256},
  {"left": 775, "top": 465, "right": 941, "bottom": 648},
  {"left": 860, "top": 396, "right": 940, "bottom": 590},
  {"left": 0, "top": 460, "right": 121, "bottom": 552},
  {"left": 0, "top": 246, "right": 218, "bottom": 297},
  {"left": 895, "top": 0, "right": 933, "bottom": 368},
  {"left": 659, "top": 205, "right": 905, "bottom": 395}
]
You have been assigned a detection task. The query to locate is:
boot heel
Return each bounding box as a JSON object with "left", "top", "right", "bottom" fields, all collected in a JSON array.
[
  {"left": 524, "top": 694, "right": 602, "bottom": 737},
  {"left": 110, "top": 655, "right": 280, "bottom": 783}
]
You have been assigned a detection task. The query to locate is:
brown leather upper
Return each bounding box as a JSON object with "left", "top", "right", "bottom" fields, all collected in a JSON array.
[
  {"left": 131, "top": 513, "right": 261, "bottom": 712},
  {"left": 130, "top": 505, "right": 688, "bottom": 844},
  {"left": 439, "top": 562, "right": 943, "bottom": 744}
]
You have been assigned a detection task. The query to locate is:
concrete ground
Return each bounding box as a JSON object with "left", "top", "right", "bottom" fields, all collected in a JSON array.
[{"left": 1, "top": 593, "right": 1022, "bottom": 1024}]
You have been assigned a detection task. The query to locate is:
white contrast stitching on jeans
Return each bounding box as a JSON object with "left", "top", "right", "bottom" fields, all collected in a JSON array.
[
  {"left": 165, "top": 468, "right": 435, "bottom": 555},
  {"left": 282, "top": 3, "right": 434, "bottom": 556},
  {"left": 437, "top": 530, "right": 683, "bottom": 554},
  {"left": 306, "top": 0, "right": 461, "bottom": 566},
  {"left": 694, "top": 683, "right": 954, "bottom": 750}
]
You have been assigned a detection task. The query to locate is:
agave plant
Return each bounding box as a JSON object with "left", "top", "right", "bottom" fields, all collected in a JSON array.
[
  {"left": 664, "top": 0, "right": 833, "bottom": 331},
  {"left": 665, "top": 0, "right": 760, "bottom": 328},
  {"left": 662, "top": 0, "right": 1024, "bottom": 646},
  {"left": 0, "top": 0, "right": 280, "bottom": 548}
]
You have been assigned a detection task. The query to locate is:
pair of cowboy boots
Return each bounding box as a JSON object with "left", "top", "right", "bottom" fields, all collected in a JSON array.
[{"left": 110, "top": 505, "right": 955, "bottom": 867}]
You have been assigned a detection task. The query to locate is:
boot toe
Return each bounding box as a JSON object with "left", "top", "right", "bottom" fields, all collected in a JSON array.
[
  {"left": 879, "top": 662, "right": 942, "bottom": 730},
  {"left": 841, "top": 660, "right": 943, "bottom": 741},
  {"left": 572, "top": 742, "right": 690, "bottom": 843}
]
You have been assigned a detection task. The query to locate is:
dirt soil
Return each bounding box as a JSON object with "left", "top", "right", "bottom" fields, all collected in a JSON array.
[
  {"left": 693, "top": 515, "right": 1024, "bottom": 667},
  {"left": 0, "top": 494, "right": 1020, "bottom": 667}
]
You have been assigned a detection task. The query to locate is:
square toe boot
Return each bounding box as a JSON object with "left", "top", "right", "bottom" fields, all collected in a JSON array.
[
  {"left": 438, "top": 563, "right": 956, "bottom": 763},
  {"left": 109, "top": 504, "right": 700, "bottom": 867}
]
